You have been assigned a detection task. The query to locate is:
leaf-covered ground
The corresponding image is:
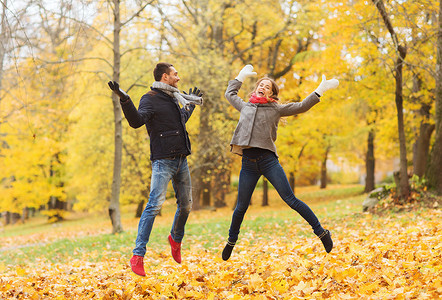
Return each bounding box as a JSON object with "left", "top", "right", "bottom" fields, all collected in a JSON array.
[{"left": 1, "top": 206, "right": 441, "bottom": 299}]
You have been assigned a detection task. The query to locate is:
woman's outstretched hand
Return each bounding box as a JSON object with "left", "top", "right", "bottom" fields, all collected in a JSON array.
[
  {"left": 235, "top": 65, "right": 257, "bottom": 82},
  {"left": 314, "top": 75, "right": 339, "bottom": 96}
]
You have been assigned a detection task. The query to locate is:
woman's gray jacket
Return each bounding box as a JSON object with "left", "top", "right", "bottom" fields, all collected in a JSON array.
[{"left": 225, "top": 79, "right": 320, "bottom": 156}]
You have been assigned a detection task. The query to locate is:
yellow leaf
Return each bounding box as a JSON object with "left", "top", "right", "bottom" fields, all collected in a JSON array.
[
  {"left": 16, "top": 267, "right": 27, "bottom": 276},
  {"left": 249, "top": 273, "right": 263, "bottom": 290},
  {"left": 270, "top": 277, "right": 289, "bottom": 294},
  {"left": 359, "top": 282, "right": 378, "bottom": 294},
  {"left": 207, "top": 292, "right": 216, "bottom": 300},
  {"left": 381, "top": 274, "right": 393, "bottom": 285}
]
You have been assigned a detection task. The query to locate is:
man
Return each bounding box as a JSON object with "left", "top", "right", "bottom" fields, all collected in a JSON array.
[{"left": 108, "top": 62, "right": 203, "bottom": 276}]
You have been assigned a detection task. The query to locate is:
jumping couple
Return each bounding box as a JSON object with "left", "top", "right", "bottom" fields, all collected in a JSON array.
[{"left": 108, "top": 62, "right": 338, "bottom": 277}]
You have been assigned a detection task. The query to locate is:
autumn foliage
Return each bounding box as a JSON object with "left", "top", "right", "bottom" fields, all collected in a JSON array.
[{"left": 1, "top": 208, "right": 440, "bottom": 299}]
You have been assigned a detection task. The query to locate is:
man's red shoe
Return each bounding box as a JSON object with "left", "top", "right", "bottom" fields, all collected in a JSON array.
[
  {"left": 168, "top": 234, "right": 182, "bottom": 264},
  {"left": 130, "top": 255, "right": 146, "bottom": 276}
]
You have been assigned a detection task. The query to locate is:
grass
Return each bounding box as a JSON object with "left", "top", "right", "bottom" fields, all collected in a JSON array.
[
  {"left": 0, "top": 184, "right": 366, "bottom": 266},
  {"left": 296, "top": 184, "right": 364, "bottom": 202}
]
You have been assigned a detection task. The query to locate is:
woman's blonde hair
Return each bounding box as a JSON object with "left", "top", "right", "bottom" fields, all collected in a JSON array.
[{"left": 248, "top": 77, "right": 280, "bottom": 101}]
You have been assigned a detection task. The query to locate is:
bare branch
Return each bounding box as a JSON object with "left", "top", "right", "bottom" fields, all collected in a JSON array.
[
  {"left": 126, "top": 73, "right": 149, "bottom": 92},
  {"left": 36, "top": 56, "right": 114, "bottom": 70},
  {"left": 121, "top": 47, "right": 149, "bottom": 57},
  {"left": 155, "top": 1, "right": 195, "bottom": 57},
  {"left": 46, "top": 10, "right": 113, "bottom": 46},
  {"left": 371, "top": 0, "right": 406, "bottom": 58},
  {"left": 121, "top": 0, "right": 155, "bottom": 27},
  {"left": 229, "top": 25, "right": 289, "bottom": 64},
  {"left": 181, "top": 0, "right": 199, "bottom": 25}
]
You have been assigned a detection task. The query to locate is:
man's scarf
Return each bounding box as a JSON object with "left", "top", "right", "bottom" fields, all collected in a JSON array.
[
  {"left": 152, "top": 81, "right": 203, "bottom": 110},
  {"left": 249, "top": 93, "right": 278, "bottom": 104}
]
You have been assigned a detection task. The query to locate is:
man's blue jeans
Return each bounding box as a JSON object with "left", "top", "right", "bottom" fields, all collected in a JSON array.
[
  {"left": 228, "top": 152, "right": 325, "bottom": 243},
  {"left": 133, "top": 156, "right": 192, "bottom": 257}
]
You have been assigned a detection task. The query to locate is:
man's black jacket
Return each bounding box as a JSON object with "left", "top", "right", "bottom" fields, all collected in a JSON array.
[{"left": 120, "top": 88, "right": 195, "bottom": 160}]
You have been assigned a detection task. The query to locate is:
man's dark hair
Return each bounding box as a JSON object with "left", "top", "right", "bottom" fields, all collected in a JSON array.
[{"left": 154, "top": 62, "right": 173, "bottom": 81}]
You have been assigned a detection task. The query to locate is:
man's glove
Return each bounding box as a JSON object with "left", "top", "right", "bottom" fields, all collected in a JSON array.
[
  {"left": 108, "top": 81, "right": 130, "bottom": 101},
  {"left": 314, "top": 75, "right": 339, "bottom": 97},
  {"left": 181, "top": 86, "right": 204, "bottom": 108},
  {"left": 235, "top": 64, "right": 257, "bottom": 82},
  {"left": 183, "top": 87, "right": 203, "bottom": 98}
]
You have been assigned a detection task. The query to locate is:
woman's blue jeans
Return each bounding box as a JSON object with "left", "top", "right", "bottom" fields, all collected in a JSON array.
[
  {"left": 133, "top": 156, "right": 192, "bottom": 257},
  {"left": 228, "top": 152, "right": 324, "bottom": 243}
]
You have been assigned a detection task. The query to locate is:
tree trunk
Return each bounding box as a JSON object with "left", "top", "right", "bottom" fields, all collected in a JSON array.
[
  {"left": 289, "top": 172, "right": 295, "bottom": 193},
  {"left": 427, "top": 0, "right": 442, "bottom": 194},
  {"left": 372, "top": 0, "right": 409, "bottom": 199},
  {"left": 0, "top": 0, "right": 6, "bottom": 100},
  {"left": 47, "top": 154, "right": 66, "bottom": 222},
  {"left": 394, "top": 50, "right": 410, "bottom": 199},
  {"left": 196, "top": 90, "right": 213, "bottom": 208},
  {"left": 262, "top": 178, "right": 269, "bottom": 206},
  {"left": 320, "top": 147, "right": 330, "bottom": 189},
  {"left": 411, "top": 74, "right": 434, "bottom": 178},
  {"left": 11, "top": 212, "right": 20, "bottom": 224},
  {"left": 138, "top": 180, "right": 150, "bottom": 217},
  {"left": 413, "top": 122, "right": 435, "bottom": 178},
  {"left": 21, "top": 207, "right": 28, "bottom": 223},
  {"left": 48, "top": 196, "right": 66, "bottom": 222},
  {"left": 198, "top": 108, "right": 209, "bottom": 208},
  {"left": 364, "top": 128, "right": 375, "bottom": 193},
  {"left": 393, "top": 171, "right": 400, "bottom": 192},
  {"left": 0, "top": 4, "right": 6, "bottom": 217},
  {"left": 214, "top": 168, "right": 229, "bottom": 208},
  {"left": 214, "top": 194, "right": 227, "bottom": 208},
  {"left": 191, "top": 168, "right": 202, "bottom": 210},
  {"left": 109, "top": 0, "right": 123, "bottom": 234},
  {"left": 3, "top": 211, "right": 10, "bottom": 225},
  {"left": 201, "top": 171, "right": 211, "bottom": 207},
  {"left": 123, "top": 142, "right": 150, "bottom": 218},
  {"left": 135, "top": 200, "right": 144, "bottom": 218}
]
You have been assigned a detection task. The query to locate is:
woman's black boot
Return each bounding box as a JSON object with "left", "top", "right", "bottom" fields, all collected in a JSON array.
[
  {"left": 222, "top": 240, "right": 236, "bottom": 261},
  {"left": 319, "top": 229, "right": 333, "bottom": 253}
]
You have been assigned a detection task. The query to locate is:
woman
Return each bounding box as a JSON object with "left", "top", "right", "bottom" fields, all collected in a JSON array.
[{"left": 222, "top": 65, "right": 338, "bottom": 261}]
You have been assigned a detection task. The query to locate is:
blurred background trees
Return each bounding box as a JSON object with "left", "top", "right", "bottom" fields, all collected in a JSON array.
[{"left": 1, "top": 0, "right": 440, "bottom": 228}]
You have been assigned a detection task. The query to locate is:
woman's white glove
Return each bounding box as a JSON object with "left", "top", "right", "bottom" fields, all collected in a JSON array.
[
  {"left": 235, "top": 64, "right": 257, "bottom": 82},
  {"left": 315, "top": 75, "right": 339, "bottom": 96}
]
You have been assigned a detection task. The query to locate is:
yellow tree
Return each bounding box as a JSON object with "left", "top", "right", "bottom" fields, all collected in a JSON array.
[
  {"left": 0, "top": 56, "right": 69, "bottom": 222},
  {"left": 0, "top": 0, "right": 85, "bottom": 222},
  {"left": 319, "top": 0, "right": 398, "bottom": 192},
  {"left": 368, "top": 0, "right": 438, "bottom": 199},
  {"left": 0, "top": 0, "right": 32, "bottom": 223},
  {"left": 321, "top": 0, "right": 438, "bottom": 196}
]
